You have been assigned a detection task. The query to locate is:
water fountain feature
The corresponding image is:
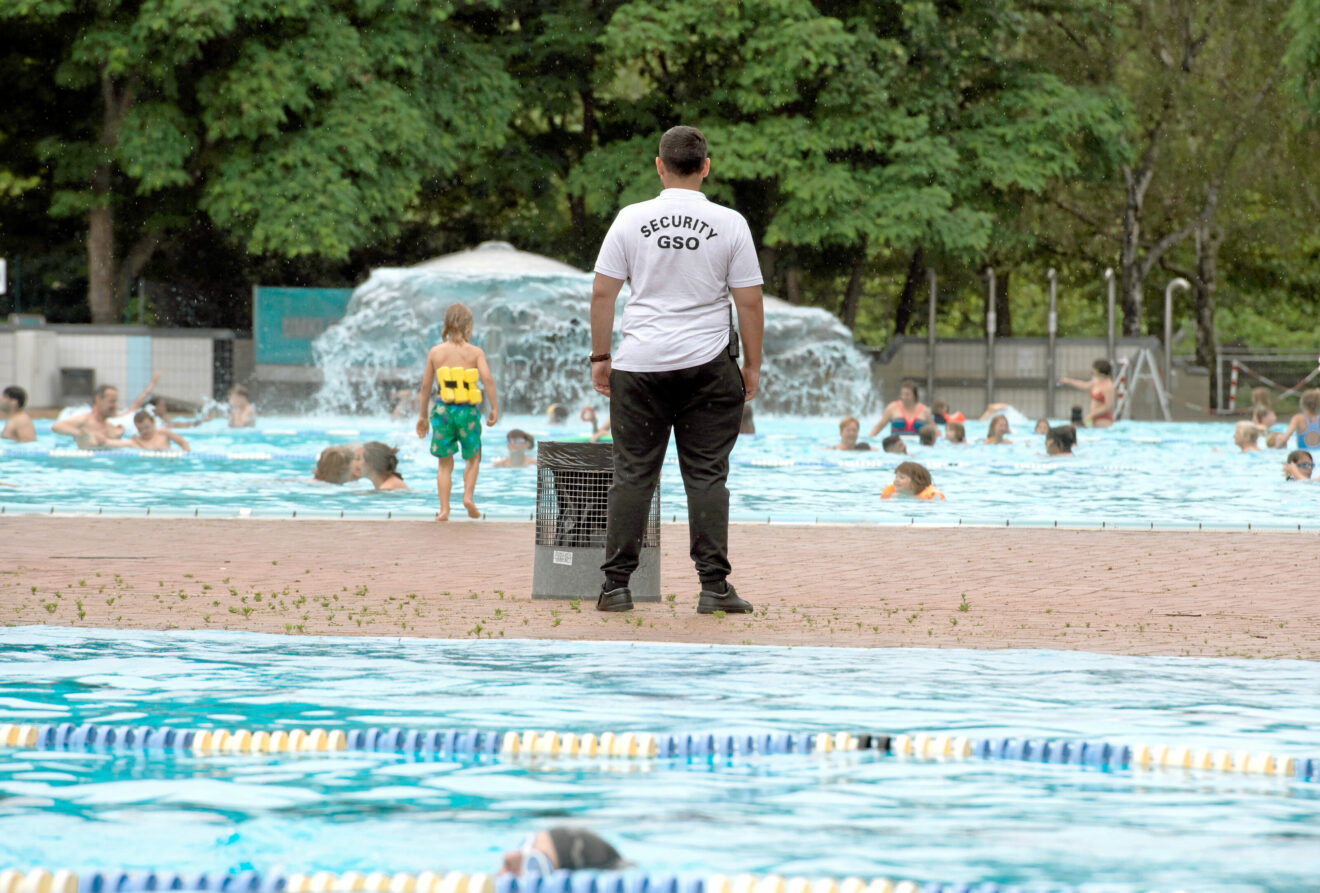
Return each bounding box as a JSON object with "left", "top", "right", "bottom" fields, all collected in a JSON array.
[{"left": 312, "top": 242, "right": 877, "bottom": 415}]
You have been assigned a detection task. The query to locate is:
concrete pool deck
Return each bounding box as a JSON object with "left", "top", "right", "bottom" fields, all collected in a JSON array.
[{"left": 1, "top": 517, "right": 1315, "bottom": 659}]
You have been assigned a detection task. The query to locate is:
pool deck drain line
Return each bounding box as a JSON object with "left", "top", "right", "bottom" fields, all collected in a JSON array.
[
  {"left": 0, "top": 868, "right": 1189, "bottom": 893},
  {"left": 0, "top": 723, "right": 1315, "bottom": 783}
]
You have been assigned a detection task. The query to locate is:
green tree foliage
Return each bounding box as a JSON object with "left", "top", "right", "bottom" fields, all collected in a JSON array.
[{"left": 1, "top": 0, "right": 515, "bottom": 322}]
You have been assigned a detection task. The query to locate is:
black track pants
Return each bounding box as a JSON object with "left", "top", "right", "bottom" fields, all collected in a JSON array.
[{"left": 601, "top": 350, "right": 745, "bottom": 587}]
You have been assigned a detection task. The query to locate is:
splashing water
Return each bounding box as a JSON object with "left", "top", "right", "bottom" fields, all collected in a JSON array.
[{"left": 312, "top": 243, "right": 877, "bottom": 415}]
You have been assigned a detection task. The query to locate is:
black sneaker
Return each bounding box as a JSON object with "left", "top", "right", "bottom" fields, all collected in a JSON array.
[
  {"left": 697, "top": 583, "right": 753, "bottom": 614},
  {"left": 596, "top": 585, "right": 634, "bottom": 612}
]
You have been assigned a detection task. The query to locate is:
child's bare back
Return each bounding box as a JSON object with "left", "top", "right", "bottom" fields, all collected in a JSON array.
[{"left": 427, "top": 341, "right": 485, "bottom": 370}]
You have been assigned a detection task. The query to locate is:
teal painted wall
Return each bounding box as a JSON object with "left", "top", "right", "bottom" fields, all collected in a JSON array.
[{"left": 253, "top": 287, "right": 354, "bottom": 365}]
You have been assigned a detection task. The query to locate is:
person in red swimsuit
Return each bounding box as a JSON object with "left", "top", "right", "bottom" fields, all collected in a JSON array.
[
  {"left": 869, "top": 378, "right": 933, "bottom": 437},
  {"left": 1060, "top": 359, "right": 1116, "bottom": 428}
]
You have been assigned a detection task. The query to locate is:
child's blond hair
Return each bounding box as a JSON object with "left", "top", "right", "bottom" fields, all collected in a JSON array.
[{"left": 442, "top": 303, "right": 474, "bottom": 341}]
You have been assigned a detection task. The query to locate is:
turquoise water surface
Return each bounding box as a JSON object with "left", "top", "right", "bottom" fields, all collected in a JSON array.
[
  {"left": 0, "top": 628, "right": 1317, "bottom": 891},
  {"left": 1, "top": 411, "right": 1316, "bottom": 528}
]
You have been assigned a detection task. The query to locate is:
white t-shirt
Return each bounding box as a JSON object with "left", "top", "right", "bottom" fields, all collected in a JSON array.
[{"left": 594, "top": 188, "right": 762, "bottom": 373}]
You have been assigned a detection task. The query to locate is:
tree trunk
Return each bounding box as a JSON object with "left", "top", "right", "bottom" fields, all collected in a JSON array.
[
  {"left": 995, "top": 269, "right": 1012, "bottom": 336},
  {"left": 1193, "top": 222, "right": 1221, "bottom": 408},
  {"left": 838, "top": 249, "right": 866, "bottom": 331},
  {"left": 783, "top": 267, "right": 802, "bottom": 304},
  {"left": 1120, "top": 160, "right": 1152, "bottom": 336},
  {"left": 88, "top": 68, "right": 135, "bottom": 324},
  {"left": 892, "top": 247, "right": 925, "bottom": 335},
  {"left": 87, "top": 176, "right": 116, "bottom": 323}
]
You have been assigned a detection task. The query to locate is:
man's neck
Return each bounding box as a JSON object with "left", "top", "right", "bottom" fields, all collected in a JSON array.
[{"left": 660, "top": 179, "right": 704, "bottom": 192}]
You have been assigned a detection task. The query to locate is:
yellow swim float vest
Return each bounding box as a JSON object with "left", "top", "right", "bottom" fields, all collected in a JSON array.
[{"left": 436, "top": 367, "right": 482, "bottom": 405}]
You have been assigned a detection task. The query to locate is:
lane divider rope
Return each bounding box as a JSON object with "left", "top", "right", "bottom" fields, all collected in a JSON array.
[
  {"left": 0, "top": 723, "right": 1313, "bottom": 782},
  {"left": 0, "top": 868, "right": 1191, "bottom": 893}
]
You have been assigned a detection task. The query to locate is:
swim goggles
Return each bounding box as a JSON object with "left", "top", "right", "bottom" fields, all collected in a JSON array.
[{"left": 516, "top": 834, "right": 555, "bottom": 875}]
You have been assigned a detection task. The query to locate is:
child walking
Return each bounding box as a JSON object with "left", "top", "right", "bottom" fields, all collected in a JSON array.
[{"left": 416, "top": 304, "right": 499, "bottom": 520}]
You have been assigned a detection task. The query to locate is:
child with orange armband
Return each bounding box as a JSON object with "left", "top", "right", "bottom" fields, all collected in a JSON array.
[{"left": 881, "top": 461, "right": 944, "bottom": 500}]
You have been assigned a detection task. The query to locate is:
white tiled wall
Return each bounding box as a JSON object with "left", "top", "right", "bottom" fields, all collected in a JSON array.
[
  {"left": 57, "top": 335, "right": 128, "bottom": 398},
  {"left": 152, "top": 337, "right": 214, "bottom": 403},
  {"left": 0, "top": 333, "right": 13, "bottom": 385}
]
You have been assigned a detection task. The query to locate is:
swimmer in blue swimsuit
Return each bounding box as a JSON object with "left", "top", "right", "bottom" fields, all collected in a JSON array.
[{"left": 1279, "top": 389, "right": 1320, "bottom": 451}]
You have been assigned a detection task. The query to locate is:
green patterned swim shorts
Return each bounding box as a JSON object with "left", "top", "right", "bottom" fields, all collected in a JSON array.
[{"left": 430, "top": 402, "right": 483, "bottom": 460}]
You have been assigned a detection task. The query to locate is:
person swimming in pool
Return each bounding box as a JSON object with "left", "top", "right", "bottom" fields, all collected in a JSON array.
[
  {"left": 1278, "top": 388, "right": 1320, "bottom": 451},
  {"left": 1044, "top": 425, "right": 1076, "bottom": 456},
  {"left": 494, "top": 429, "right": 537, "bottom": 467},
  {"left": 869, "top": 379, "right": 931, "bottom": 438},
  {"left": 983, "top": 414, "right": 1011, "bottom": 444},
  {"left": 944, "top": 421, "right": 966, "bottom": 444},
  {"left": 881, "top": 460, "right": 944, "bottom": 500},
  {"left": 1284, "top": 449, "right": 1314, "bottom": 481},
  {"left": 500, "top": 827, "right": 625, "bottom": 875},
  {"left": 929, "top": 399, "right": 964, "bottom": 425},
  {"left": 881, "top": 434, "right": 906, "bottom": 454},
  {"left": 829, "top": 416, "right": 867, "bottom": 450},
  {"left": 918, "top": 424, "right": 939, "bottom": 446},
  {"left": 1234, "top": 420, "right": 1264, "bottom": 452},
  {"left": 97, "top": 410, "right": 190, "bottom": 451},
  {"left": 1, "top": 386, "right": 36, "bottom": 443},
  {"left": 313, "top": 444, "right": 364, "bottom": 484},
  {"left": 362, "top": 441, "right": 406, "bottom": 490},
  {"left": 1059, "top": 359, "right": 1116, "bottom": 428},
  {"left": 1251, "top": 387, "right": 1277, "bottom": 429}
]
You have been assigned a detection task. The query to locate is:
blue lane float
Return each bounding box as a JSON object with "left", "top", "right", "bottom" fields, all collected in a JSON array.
[{"left": 0, "top": 722, "right": 1313, "bottom": 785}]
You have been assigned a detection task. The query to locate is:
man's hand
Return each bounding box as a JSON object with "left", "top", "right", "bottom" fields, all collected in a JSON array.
[
  {"left": 415, "top": 417, "right": 428, "bottom": 439},
  {"left": 741, "top": 364, "right": 759, "bottom": 402},
  {"left": 592, "top": 359, "right": 612, "bottom": 397}
]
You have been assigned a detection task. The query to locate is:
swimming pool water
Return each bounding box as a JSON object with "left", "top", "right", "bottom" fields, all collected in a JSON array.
[
  {"left": 1, "top": 628, "right": 1318, "bottom": 891},
  {"left": 0, "top": 412, "right": 1315, "bottom": 528}
]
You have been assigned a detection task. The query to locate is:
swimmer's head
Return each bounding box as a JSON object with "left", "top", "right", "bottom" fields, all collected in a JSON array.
[
  {"left": 898, "top": 379, "right": 919, "bottom": 406},
  {"left": 2, "top": 386, "right": 26, "bottom": 411},
  {"left": 133, "top": 410, "right": 155, "bottom": 438},
  {"left": 1034, "top": 418, "right": 1049, "bottom": 435},
  {"left": 1301, "top": 389, "right": 1320, "bottom": 415},
  {"left": 1251, "top": 386, "right": 1270, "bottom": 409},
  {"left": 945, "top": 421, "right": 965, "bottom": 443},
  {"left": 507, "top": 429, "right": 535, "bottom": 452},
  {"left": 838, "top": 416, "right": 859, "bottom": 448},
  {"left": 931, "top": 399, "right": 949, "bottom": 415},
  {"left": 92, "top": 384, "right": 118, "bottom": 416},
  {"left": 501, "top": 827, "right": 624, "bottom": 876},
  {"left": 893, "top": 460, "right": 931, "bottom": 494},
  {"left": 1045, "top": 425, "right": 1076, "bottom": 455},
  {"left": 228, "top": 385, "right": 250, "bottom": 408},
  {"left": 362, "top": 441, "right": 399, "bottom": 478},
  {"left": 1234, "top": 420, "right": 1263, "bottom": 449},
  {"left": 918, "top": 424, "right": 938, "bottom": 446},
  {"left": 1287, "top": 449, "right": 1314, "bottom": 479},
  {"left": 1093, "top": 359, "right": 1112, "bottom": 378},
  {"left": 314, "top": 445, "right": 356, "bottom": 484},
  {"left": 988, "top": 414, "right": 1010, "bottom": 438},
  {"left": 546, "top": 404, "right": 569, "bottom": 424},
  {"left": 442, "top": 303, "right": 474, "bottom": 342},
  {"left": 881, "top": 434, "right": 906, "bottom": 454}
]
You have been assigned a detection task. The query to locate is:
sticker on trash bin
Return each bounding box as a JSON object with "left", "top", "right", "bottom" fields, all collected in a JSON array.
[{"left": 553, "top": 550, "right": 573, "bottom": 566}]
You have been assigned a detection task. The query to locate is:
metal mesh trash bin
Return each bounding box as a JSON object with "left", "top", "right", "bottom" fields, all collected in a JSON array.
[{"left": 532, "top": 441, "right": 660, "bottom": 601}]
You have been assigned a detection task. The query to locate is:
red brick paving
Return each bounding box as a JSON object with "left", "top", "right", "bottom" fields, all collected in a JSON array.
[{"left": 1, "top": 518, "right": 1315, "bottom": 659}]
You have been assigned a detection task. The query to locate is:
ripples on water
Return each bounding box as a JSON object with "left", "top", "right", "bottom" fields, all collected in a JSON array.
[{"left": 0, "top": 629, "right": 1318, "bottom": 891}]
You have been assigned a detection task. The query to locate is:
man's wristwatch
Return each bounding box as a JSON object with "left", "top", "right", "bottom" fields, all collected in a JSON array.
[{"left": 589, "top": 352, "right": 611, "bottom": 363}]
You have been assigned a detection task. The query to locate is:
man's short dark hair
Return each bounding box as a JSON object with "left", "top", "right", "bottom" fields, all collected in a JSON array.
[
  {"left": 3, "top": 386, "right": 26, "bottom": 409},
  {"left": 94, "top": 384, "right": 117, "bottom": 399},
  {"left": 659, "top": 126, "right": 707, "bottom": 176}
]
